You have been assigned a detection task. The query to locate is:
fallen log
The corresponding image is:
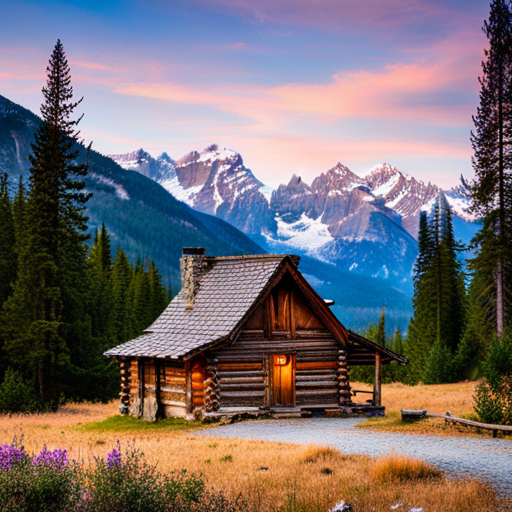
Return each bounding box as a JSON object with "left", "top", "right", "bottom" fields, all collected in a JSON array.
[{"left": 401, "top": 409, "right": 512, "bottom": 437}]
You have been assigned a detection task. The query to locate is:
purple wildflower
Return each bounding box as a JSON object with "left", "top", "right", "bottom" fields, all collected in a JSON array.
[
  {"left": 107, "top": 445, "right": 122, "bottom": 469},
  {"left": 33, "top": 445, "right": 69, "bottom": 470},
  {"left": 0, "top": 441, "right": 29, "bottom": 470}
]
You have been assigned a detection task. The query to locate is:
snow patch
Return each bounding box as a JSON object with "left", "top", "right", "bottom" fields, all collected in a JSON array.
[
  {"left": 265, "top": 213, "right": 334, "bottom": 261},
  {"left": 445, "top": 194, "right": 476, "bottom": 222},
  {"left": 372, "top": 172, "right": 400, "bottom": 197},
  {"left": 90, "top": 173, "right": 129, "bottom": 200},
  {"left": 259, "top": 184, "right": 274, "bottom": 203},
  {"left": 160, "top": 176, "right": 202, "bottom": 206}
]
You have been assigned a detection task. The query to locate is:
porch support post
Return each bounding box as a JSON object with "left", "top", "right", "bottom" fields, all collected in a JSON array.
[{"left": 374, "top": 352, "right": 382, "bottom": 406}]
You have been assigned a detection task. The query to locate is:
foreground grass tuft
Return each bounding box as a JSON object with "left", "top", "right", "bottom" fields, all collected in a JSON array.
[
  {"left": 372, "top": 453, "right": 442, "bottom": 482},
  {"left": 80, "top": 415, "right": 202, "bottom": 432}
]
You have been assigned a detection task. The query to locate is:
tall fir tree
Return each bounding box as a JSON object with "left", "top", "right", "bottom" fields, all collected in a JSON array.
[
  {"left": 0, "top": 173, "right": 17, "bottom": 311},
  {"left": 376, "top": 306, "right": 386, "bottom": 348},
  {"left": 88, "top": 224, "right": 114, "bottom": 346},
  {"left": 111, "top": 247, "right": 134, "bottom": 344},
  {"left": 469, "top": 0, "right": 512, "bottom": 337},
  {"left": 405, "top": 196, "right": 467, "bottom": 384},
  {"left": 1, "top": 40, "right": 91, "bottom": 402}
]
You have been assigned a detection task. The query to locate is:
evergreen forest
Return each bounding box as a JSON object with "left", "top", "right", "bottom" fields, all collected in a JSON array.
[{"left": 0, "top": 41, "right": 169, "bottom": 410}]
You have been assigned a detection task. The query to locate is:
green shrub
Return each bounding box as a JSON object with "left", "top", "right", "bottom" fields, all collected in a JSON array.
[
  {"left": 0, "top": 439, "right": 246, "bottom": 512},
  {"left": 84, "top": 443, "right": 246, "bottom": 512},
  {"left": 474, "top": 332, "right": 512, "bottom": 426},
  {"left": 0, "top": 369, "right": 43, "bottom": 414},
  {"left": 0, "top": 438, "right": 83, "bottom": 512},
  {"left": 473, "top": 381, "right": 504, "bottom": 425}
]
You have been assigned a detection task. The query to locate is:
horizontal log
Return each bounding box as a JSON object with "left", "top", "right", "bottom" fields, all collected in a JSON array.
[
  {"left": 219, "top": 376, "right": 264, "bottom": 384},
  {"left": 296, "top": 362, "right": 337, "bottom": 370},
  {"left": 296, "top": 374, "right": 336, "bottom": 382},
  {"left": 160, "top": 386, "right": 185, "bottom": 394},
  {"left": 296, "top": 381, "right": 337, "bottom": 388},
  {"left": 401, "top": 409, "right": 512, "bottom": 435},
  {"left": 217, "top": 362, "right": 263, "bottom": 370},
  {"left": 220, "top": 383, "right": 265, "bottom": 390},
  {"left": 296, "top": 389, "right": 338, "bottom": 396},
  {"left": 161, "top": 399, "right": 186, "bottom": 407},
  {"left": 218, "top": 371, "right": 265, "bottom": 379},
  {"left": 221, "top": 391, "right": 265, "bottom": 398}
]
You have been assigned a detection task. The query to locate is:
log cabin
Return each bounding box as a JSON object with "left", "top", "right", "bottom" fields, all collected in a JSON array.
[{"left": 104, "top": 248, "right": 407, "bottom": 421}]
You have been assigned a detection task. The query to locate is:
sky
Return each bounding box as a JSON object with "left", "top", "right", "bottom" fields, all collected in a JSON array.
[{"left": 0, "top": 0, "right": 491, "bottom": 189}]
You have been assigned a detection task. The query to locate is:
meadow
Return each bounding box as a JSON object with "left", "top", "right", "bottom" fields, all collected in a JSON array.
[{"left": 0, "top": 382, "right": 507, "bottom": 512}]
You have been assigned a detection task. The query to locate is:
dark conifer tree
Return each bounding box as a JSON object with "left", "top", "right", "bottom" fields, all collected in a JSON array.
[
  {"left": 111, "top": 247, "right": 134, "bottom": 344},
  {"left": 469, "top": 0, "right": 512, "bottom": 337},
  {"left": 376, "top": 306, "right": 386, "bottom": 347},
  {"left": 406, "top": 196, "right": 466, "bottom": 384},
  {"left": 88, "top": 224, "right": 114, "bottom": 345},
  {"left": 148, "top": 259, "right": 168, "bottom": 324},
  {"left": 1, "top": 40, "right": 91, "bottom": 402},
  {"left": 0, "top": 173, "right": 17, "bottom": 311}
]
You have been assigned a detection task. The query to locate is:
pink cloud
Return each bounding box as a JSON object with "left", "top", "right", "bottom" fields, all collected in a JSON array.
[
  {"left": 223, "top": 42, "right": 246, "bottom": 50},
  {"left": 112, "top": 33, "right": 481, "bottom": 131},
  {"left": 72, "top": 61, "right": 120, "bottom": 72}
]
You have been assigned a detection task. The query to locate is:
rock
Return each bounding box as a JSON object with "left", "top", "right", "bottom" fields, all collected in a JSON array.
[{"left": 329, "top": 500, "right": 353, "bottom": 512}]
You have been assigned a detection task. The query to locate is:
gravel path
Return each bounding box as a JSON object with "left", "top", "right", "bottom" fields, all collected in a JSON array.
[{"left": 195, "top": 417, "right": 512, "bottom": 500}]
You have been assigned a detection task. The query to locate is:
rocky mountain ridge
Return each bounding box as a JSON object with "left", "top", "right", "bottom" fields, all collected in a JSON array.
[{"left": 109, "top": 146, "right": 475, "bottom": 289}]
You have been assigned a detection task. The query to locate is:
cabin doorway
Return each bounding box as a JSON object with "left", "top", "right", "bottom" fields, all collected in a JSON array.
[{"left": 271, "top": 354, "right": 294, "bottom": 407}]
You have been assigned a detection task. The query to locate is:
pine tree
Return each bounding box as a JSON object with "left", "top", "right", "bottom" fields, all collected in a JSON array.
[
  {"left": 470, "top": 0, "right": 512, "bottom": 337},
  {"left": 1, "top": 40, "right": 91, "bottom": 402},
  {"left": 376, "top": 306, "right": 386, "bottom": 348},
  {"left": 111, "top": 247, "right": 134, "bottom": 344},
  {"left": 405, "top": 196, "right": 466, "bottom": 384},
  {"left": 148, "top": 259, "right": 168, "bottom": 324},
  {"left": 88, "top": 224, "right": 114, "bottom": 346},
  {"left": 0, "top": 173, "right": 17, "bottom": 310}
]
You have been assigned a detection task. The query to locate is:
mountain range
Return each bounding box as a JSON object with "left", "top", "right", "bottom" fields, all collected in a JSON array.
[
  {"left": 110, "top": 146, "right": 478, "bottom": 291},
  {"left": 0, "top": 94, "right": 416, "bottom": 332}
]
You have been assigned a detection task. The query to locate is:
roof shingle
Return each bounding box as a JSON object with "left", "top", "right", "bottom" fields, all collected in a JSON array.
[{"left": 104, "top": 255, "right": 286, "bottom": 359}]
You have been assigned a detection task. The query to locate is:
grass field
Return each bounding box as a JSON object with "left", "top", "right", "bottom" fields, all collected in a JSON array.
[
  {"left": 0, "top": 381, "right": 507, "bottom": 511},
  {"left": 352, "top": 379, "right": 511, "bottom": 437}
]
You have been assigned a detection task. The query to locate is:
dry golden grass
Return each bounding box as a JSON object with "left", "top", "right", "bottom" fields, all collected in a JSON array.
[
  {"left": 351, "top": 380, "right": 509, "bottom": 438},
  {"left": 0, "top": 402, "right": 505, "bottom": 512},
  {"left": 354, "top": 380, "right": 479, "bottom": 416},
  {"left": 372, "top": 453, "right": 442, "bottom": 482}
]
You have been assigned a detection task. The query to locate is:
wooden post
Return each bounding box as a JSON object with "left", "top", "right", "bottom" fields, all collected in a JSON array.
[{"left": 374, "top": 352, "right": 382, "bottom": 406}]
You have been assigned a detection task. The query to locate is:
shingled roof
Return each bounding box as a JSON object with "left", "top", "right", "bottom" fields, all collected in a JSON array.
[
  {"left": 104, "top": 250, "right": 408, "bottom": 365},
  {"left": 104, "top": 254, "right": 292, "bottom": 359}
]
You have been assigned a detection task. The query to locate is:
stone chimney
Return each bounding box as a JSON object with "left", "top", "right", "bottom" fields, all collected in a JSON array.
[{"left": 180, "top": 247, "right": 207, "bottom": 309}]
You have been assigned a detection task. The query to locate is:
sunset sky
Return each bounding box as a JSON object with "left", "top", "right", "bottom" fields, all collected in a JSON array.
[{"left": 0, "top": 0, "right": 490, "bottom": 189}]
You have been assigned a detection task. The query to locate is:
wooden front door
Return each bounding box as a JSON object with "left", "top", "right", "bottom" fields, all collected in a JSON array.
[{"left": 271, "top": 355, "right": 294, "bottom": 407}]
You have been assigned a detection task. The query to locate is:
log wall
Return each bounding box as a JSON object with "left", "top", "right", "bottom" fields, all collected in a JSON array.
[
  {"left": 213, "top": 328, "right": 339, "bottom": 408},
  {"left": 160, "top": 361, "right": 187, "bottom": 417}
]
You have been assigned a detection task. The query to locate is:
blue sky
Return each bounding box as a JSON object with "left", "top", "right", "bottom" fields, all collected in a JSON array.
[{"left": 0, "top": 0, "right": 490, "bottom": 188}]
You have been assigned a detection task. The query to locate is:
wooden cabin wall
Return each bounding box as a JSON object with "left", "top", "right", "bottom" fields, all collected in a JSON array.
[
  {"left": 160, "top": 361, "right": 187, "bottom": 417},
  {"left": 213, "top": 275, "right": 340, "bottom": 409}
]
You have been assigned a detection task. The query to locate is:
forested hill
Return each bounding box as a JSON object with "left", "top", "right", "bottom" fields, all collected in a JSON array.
[
  {"left": 0, "top": 94, "right": 265, "bottom": 288},
  {"left": 0, "top": 93, "right": 413, "bottom": 330}
]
